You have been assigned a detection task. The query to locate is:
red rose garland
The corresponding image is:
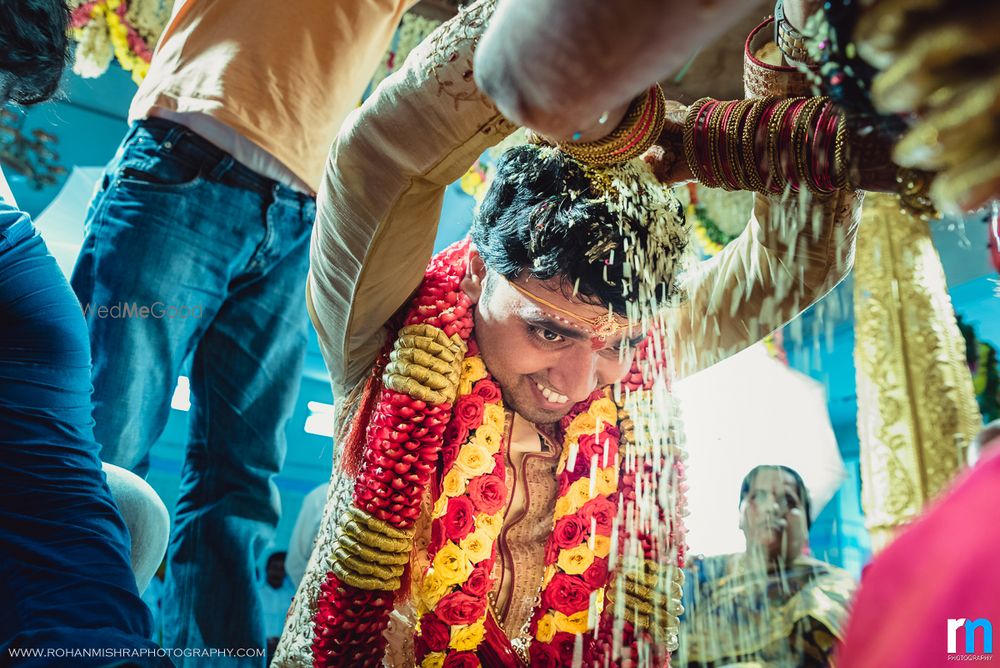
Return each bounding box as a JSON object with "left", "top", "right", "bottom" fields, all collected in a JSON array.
[
  {"left": 311, "top": 242, "right": 474, "bottom": 667},
  {"left": 528, "top": 389, "right": 622, "bottom": 664},
  {"left": 591, "top": 349, "right": 689, "bottom": 668},
  {"left": 413, "top": 342, "right": 507, "bottom": 666}
]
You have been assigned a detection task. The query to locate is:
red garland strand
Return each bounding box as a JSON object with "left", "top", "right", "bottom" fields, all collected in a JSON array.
[
  {"left": 593, "top": 345, "right": 687, "bottom": 668},
  {"left": 312, "top": 243, "right": 475, "bottom": 667},
  {"left": 310, "top": 245, "right": 687, "bottom": 667}
]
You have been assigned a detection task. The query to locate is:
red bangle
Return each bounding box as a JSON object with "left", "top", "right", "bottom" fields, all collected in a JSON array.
[
  {"left": 780, "top": 98, "right": 807, "bottom": 192},
  {"left": 695, "top": 100, "right": 719, "bottom": 187}
]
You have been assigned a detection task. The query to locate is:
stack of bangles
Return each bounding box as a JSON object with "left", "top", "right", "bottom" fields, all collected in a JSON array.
[
  {"left": 683, "top": 96, "right": 851, "bottom": 195},
  {"left": 558, "top": 85, "right": 668, "bottom": 167}
]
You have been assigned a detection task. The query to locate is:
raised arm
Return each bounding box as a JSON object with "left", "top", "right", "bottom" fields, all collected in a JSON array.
[
  {"left": 666, "top": 190, "right": 861, "bottom": 378},
  {"left": 665, "top": 14, "right": 863, "bottom": 379},
  {"left": 307, "top": 0, "right": 515, "bottom": 396}
]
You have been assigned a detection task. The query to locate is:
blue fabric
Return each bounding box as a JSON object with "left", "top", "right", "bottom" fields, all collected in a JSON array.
[
  {"left": 0, "top": 198, "right": 169, "bottom": 666},
  {"left": 72, "top": 118, "right": 314, "bottom": 667}
]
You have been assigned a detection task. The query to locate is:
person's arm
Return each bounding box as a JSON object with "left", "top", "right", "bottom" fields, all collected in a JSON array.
[
  {"left": 665, "top": 191, "right": 861, "bottom": 379},
  {"left": 474, "top": 0, "right": 754, "bottom": 142},
  {"left": 307, "top": 0, "right": 516, "bottom": 397},
  {"left": 665, "top": 13, "right": 863, "bottom": 379},
  {"left": 284, "top": 485, "right": 328, "bottom": 586}
]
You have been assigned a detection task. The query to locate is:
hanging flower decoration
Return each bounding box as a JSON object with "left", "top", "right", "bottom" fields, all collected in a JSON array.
[
  {"left": 68, "top": 0, "right": 171, "bottom": 84},
  {"left": 367, "top": 13, "right": 443, "bottom": 96},
  {"left": 679, "top": 183, "right": 791, "bottom": 362},
  {"left": 459, "top": 159, "right": 491, "bottom": 203},
  {"left": 678, "top": 182, "right": 752, "bottom": 257}
]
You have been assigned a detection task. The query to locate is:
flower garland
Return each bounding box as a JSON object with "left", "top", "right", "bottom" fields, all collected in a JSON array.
[
  {"left": 311, "top": 242, "right": 474, "bottom": 667},
  {"left": 413, "top": 346, "right": 507, "bottom": 666},
  {"left": 459, "top": 159, "right": 491, "bottom": 203},
  {"left": 528, "top": 391, "right": 621, "bottom": 665},
  {"left": 680, "top": 182, "right": 751, "bottom": 257},
  {"left": 68, "top": 0, "right": 169, "bottom": 84}
]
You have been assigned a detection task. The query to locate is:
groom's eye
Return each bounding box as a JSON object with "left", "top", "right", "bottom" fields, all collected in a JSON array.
[{"left": 531, "top": 326, "right": 564, "bottom": 343}]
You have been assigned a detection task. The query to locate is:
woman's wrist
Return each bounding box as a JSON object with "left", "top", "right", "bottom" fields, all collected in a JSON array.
[
  {"left": 559, "top": 101, "right": 631, "bottom": 144},
  {"left": 550, "top": 86, "right": 668, "bottom": 166}
]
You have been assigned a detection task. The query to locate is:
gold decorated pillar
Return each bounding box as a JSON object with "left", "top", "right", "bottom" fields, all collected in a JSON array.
[{"left": 853, "top": 192, "right": 982, "bottom": 552}]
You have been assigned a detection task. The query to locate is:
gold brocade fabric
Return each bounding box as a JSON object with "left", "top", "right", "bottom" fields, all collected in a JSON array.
[
  {"left": 677, "top": 555, "right": 855, "bottom": 668},
  {"left": 743, "top": 17, "right": 816, "bottom": 99},
  {"left": 492, "top": 415, "right": 560, "bottom": 646},
  {"left": 853, "top": 193, "right": 982, "bottom": 550}
]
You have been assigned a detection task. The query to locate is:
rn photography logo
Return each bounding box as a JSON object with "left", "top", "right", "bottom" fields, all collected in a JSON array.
[{"left": 948, "top": 618, "right": 993, "bottom": 661}]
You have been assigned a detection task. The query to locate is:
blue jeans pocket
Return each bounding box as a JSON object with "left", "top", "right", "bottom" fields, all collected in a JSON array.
[
  {"left": 114, "top": 140, "right": 205, "bottom": 194},
  {"left": 0, "top": 206, "right": 35, "bottom": 255}
]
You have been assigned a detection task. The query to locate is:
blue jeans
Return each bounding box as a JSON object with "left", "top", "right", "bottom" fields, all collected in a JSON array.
[
  {"left": 0, "top": 201, "right": 168, "bottom": 666},
  {"left": 71, "top": 119, "right": 314, "bottom": 666}
]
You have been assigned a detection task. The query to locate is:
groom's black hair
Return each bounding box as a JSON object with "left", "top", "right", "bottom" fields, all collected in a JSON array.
[{"left": 471, "top": 145, "right": 684, "bottom": 317}]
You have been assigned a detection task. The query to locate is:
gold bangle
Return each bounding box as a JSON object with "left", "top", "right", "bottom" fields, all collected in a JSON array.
[
  {"left": 793, "top": 96, "right": 829, "bottom": 195},
  {"left": 833, "top": 112, "right": 850, "bottom": 188},
  {"left": 558, "top": 85, "right": 667, "bottom": 166},
  {"left": 706, "top": 100, "right": 728, "bottom": 189},
  {"left": 766, "top": 97, "right": 801, "bottom": 194},
  {"left": 554, "top": 95, "right": 646, "bottom": 162},
  {"left": 741, "top": 96, "right": 775, "bottom": 194},
  {"left": 726, "top": 98, "right": 756, "bottom": 191},
  {"left": 683, "top": 97, "right": 714, "bottom": 186}
]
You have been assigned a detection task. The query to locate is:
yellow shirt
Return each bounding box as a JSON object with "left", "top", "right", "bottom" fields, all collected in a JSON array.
[{"left": 130, "top": 0, "right": 415, "bottom": 193}]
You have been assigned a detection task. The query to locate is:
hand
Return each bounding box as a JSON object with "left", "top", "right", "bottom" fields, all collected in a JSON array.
[
  {"left": 643, "top": 100, "right": 694, "bottom": 185},
  {"left": 781, "top": 0, "right": 824, "bottom": 33},
  {"left": 855, "top": 0, "right": 1000, "bottom": 212}
]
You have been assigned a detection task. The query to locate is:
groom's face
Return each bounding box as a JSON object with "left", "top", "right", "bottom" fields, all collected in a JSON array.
[{"left": 462, "top": 252, "right": 638, "bottom": 425}]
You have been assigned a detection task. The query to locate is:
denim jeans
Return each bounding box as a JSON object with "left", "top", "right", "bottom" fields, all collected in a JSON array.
[
  {"left": 72, "top": 119, "right": 314, "bottom": 666},
  {"left": 0, "top": 201, "right": 169, "bottom": 666}
]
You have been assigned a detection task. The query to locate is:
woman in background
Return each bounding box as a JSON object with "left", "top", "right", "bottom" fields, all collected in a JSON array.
[{"left": 678, "top": 465, "right": 856, "bottom": 668}]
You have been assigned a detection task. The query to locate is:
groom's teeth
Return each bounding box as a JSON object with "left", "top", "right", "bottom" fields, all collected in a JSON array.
[{"left": 536, "top": 382, "right": 568, "bottom": 404}]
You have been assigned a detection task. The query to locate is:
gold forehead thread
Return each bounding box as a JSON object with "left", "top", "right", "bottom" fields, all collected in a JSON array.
[{"left": 506, "top": 280, "right": 631, "bottom": 342}]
